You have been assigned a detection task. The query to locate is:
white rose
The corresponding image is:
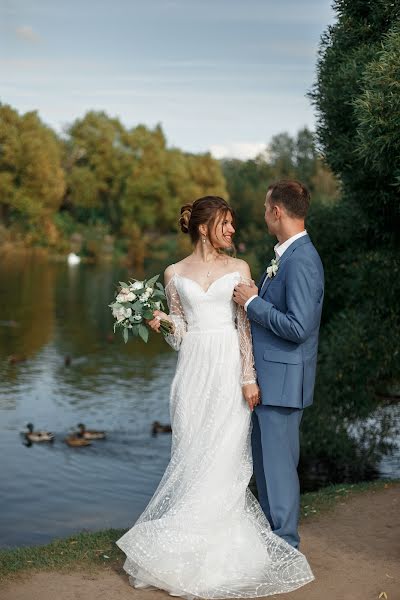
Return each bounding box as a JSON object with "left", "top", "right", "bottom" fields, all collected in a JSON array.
[
  {"left": 112, "top": 305, "right": 132, "bottom": 322},
  {"left": 116, "top": 288, "right": 136, "bottom": 303},
  {"left": 112, "top": 307, "right": 124, "bottom": 322},
  {"left": 266, "top": 266, "right": 273, "bottom": 278},
  {"left": 131, "top": 281, "right": 143, "bottom": 291},
  {"left": 139, "top": 292, "right": 150, "bottom": 302},
  {"left": 145, "top": 286, "right": 154, "bottom": 296}
]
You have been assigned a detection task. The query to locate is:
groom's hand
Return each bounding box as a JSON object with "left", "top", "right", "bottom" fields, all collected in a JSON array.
[{"left": 233, "top": 281, "right": 258, "bottom": 306}]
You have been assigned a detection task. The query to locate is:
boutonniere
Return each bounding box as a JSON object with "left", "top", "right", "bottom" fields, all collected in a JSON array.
[{"left": 266, "top": 257, "right": 279, "bottom": 279}]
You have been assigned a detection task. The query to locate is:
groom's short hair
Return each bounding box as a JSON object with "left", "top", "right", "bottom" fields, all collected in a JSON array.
[{"left": 267, "top": 180, "right": 310, "bottom": 219}]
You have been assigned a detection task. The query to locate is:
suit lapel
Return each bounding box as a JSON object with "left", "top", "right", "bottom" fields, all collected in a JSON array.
[
  {"left": 259, "top": 234, "right": 311, "bottom": 299},
  {"left": 258, "top": 270, "right": 268, "bottom": 289},
  {"left": 259, "top": 271, "right": 274, "bottom": 297}
]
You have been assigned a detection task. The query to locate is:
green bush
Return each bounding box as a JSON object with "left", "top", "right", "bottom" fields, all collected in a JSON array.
[{"left": 310, "top": 0, "right": 400, "bottom": 242}]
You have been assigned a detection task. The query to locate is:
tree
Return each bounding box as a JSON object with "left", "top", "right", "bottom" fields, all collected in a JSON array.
[
  {"left": 310, "top": 0, "right": 400, "bottom": 241},
  {"left": 0, "top": 104, "right": 65, "bottom": 242},
  {"left": 268, "top": 133, "right": 296, "bottom": 180},
  {"left": 63, "top": 111, "right": 129, "bottom": 229},
  {"left": 302, "top": 0, "right": 400, "bottom": 480},
  {"left": 120, "top": 124, "right": 171, "bottom": 233}
]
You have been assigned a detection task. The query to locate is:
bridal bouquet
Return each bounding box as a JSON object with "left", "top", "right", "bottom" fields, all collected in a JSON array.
[{"left": 109, "top": 275, "right": 173, "bottom": 343}]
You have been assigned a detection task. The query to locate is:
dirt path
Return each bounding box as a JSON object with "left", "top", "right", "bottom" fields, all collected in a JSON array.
[{"left": 1, "top": 485, "right": 399, "bottom": 600}]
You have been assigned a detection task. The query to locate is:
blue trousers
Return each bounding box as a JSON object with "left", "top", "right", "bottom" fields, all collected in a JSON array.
[{"left": 251, "top": 405, "right": 303, "bottom": 548}]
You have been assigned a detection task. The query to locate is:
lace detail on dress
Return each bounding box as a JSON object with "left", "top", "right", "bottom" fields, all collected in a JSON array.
[
  {"left": 236, "top": 277, "right": 257, "bottom": 386},
  {"left": 164, "top": 276, "right": 187, "bottom": 351}
]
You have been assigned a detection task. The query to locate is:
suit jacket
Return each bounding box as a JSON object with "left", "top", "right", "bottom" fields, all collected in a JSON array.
[{"left": 247, "top": 234, "right": 324, "bottom": 408}]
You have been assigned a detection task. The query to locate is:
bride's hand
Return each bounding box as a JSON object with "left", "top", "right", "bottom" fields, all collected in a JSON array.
[
  {"left": 146, "top": 310, "right": 170, "bottom": 333},
  {"left": 242, "top": 383, "right": 261, "bottom": 411}
]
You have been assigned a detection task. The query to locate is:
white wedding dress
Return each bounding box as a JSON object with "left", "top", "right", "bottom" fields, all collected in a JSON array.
[{"left": 116, "top": 269, "right": 314, "bottom": 598}]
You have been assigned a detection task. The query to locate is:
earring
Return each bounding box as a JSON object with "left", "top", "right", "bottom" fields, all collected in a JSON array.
[{"left": 202, "top": 236, "right": 206, "bottom": 244}]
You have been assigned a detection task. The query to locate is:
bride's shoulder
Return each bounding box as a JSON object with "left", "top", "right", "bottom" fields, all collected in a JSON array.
[
  {"left": 229, "top": 257, "right": 252, "bottom": 278},
  {"left": 164, "top": 259, "right": 186, "bottom": 284},
  {"left": 164, "top": 264, "right": 176, "bottom": 285}
]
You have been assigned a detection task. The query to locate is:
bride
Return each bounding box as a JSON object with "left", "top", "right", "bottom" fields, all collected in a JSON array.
[{"left": 116, "top": 196, "right": 314, "bottom": 598}]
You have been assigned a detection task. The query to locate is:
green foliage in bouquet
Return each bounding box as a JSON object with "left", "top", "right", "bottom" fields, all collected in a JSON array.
[{"left": 109, "top": 275, "right": 173, "bottom": 343}]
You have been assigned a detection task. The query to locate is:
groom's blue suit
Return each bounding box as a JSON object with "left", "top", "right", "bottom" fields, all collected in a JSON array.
[{"left": 246, "top": 233, "right": 324, "bottom": 548}]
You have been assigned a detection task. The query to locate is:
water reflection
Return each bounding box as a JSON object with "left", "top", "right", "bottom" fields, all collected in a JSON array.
[
  {"left": 0, "top": 255, "right": 175, "bottom": 548},
  {"left": 0, "top": 253, "right": 56, "bottom": 363}
]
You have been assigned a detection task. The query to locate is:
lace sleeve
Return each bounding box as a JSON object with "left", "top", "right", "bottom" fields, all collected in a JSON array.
[
  {"left": 236, "top": 278, "right": 257, "bottom": 386},
  {"left": 164, "top": 276, "right": 187, "bottom": 351}
]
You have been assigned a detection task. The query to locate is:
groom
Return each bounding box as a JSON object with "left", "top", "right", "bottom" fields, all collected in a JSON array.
[{"left": 233, "top": 179, "right": 324, "bottom": 549}]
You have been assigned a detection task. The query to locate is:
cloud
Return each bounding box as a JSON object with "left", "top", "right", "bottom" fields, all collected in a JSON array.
[
  {"left": 209, "top": 142, "right": 267, "bottom": 161},
  {"left": 15, "top": 26, "right": 41, "bottom": 43}
]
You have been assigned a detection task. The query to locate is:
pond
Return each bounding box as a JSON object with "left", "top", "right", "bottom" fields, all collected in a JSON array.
[{"left": 0, "top": 254, "right": 398, "bottom": 548}]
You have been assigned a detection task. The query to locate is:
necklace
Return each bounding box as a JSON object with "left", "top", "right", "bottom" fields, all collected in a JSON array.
[
  {"left": 188, "top": 253, "right": 219, "bottom": 279},
  {"left": 206, "top": 258, "right": 217, "bottom": 278}
]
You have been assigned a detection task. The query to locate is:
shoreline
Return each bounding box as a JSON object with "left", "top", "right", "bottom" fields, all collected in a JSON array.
[
  {"left": 1, "top": 479, "right": 398, "bottom": 582},
  {"left": 0, "top": 479, "right": 398, "bottom": 600}
]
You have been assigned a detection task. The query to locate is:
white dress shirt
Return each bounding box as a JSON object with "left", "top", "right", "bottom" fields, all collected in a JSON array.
[{"left": 244, "top": 230, "right": 308, "bottom": 311}]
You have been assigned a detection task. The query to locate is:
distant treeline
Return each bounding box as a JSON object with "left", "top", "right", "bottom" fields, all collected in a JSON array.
[
  {"left": 0, "top": 102, "right": 338, "bottom": 265},
  {"left": 0, "top": 106, "right": 226, "bottom": 259}
]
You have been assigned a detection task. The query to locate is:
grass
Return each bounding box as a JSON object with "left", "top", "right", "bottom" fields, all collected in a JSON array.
[
  {"left": 0, "top": 479, "right": 398, "bottom": 582},
  {"left": 299, "top": 478, "right": 398, "bottom": 519},
  {"left": 0, "top": 528, "right": 126, "bottom": 582}
]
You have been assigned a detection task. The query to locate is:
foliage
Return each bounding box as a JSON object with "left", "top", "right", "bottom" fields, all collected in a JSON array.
[
  {"left": 0, "top": 104, "right": 65, "bottom": 244},
  {"left": 301, "top": 255, "right": 399, "bottom": 481},
  {"left": 63, "top": 112, "right": 227, "bottom": 245},
  {"left": 310, "top": 0, "right": 400, "bottom": 241},
  {"left": 0, "top": 105, "right": 227, "bottom": 262},
  {"left": 302, "top": 0, "right": 400, "bottom": 479}
]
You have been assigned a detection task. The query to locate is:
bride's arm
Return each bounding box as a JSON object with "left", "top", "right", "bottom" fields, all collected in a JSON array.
[
  {"left": 162, "top": 266, "right": 187, "bottom": 351},
  {"left": 236, "top": 297, "right": 257, "bottom": 386},
  {"left": 235, "top": 261, "right": 259, "bottom": 409}
]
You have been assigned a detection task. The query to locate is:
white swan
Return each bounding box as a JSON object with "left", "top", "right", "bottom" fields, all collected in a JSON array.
[{"left": 67, "top": 253, "right": 81, "bottom": 266}]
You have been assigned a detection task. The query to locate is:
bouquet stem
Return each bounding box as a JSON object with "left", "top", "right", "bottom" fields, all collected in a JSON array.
[{"left": 159, "top": 319, "right": 174, "bottom": 335}]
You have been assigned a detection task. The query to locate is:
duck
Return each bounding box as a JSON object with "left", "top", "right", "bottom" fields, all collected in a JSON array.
[
  {"left": 151, "top": 421, "right": 172, "bottom": 435},
  {"left": 64, "top": 435, "right": 92, "bottom": 447},
  {"left": 8, "top": 355, "right": 27, "bottom": 365},
  {"left": 24, "top": 423, "right": 54, "bottom": 443},
  {"left": 76, "top": 423, "right": 106, "bottom": 440}
]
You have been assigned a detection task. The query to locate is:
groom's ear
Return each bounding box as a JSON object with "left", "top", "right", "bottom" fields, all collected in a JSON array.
[{"left": 273, "top": 203, "right": 282, "bottom": 220}]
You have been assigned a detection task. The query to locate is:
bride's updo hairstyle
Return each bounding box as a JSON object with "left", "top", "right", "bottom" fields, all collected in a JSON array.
[{"left": 179, "top": 196, "right": 236, "bottom": 248}]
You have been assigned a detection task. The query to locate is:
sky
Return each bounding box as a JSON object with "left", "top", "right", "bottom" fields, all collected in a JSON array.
[{"left": 1, "top": 0, "right": 336, "bottom": 159}]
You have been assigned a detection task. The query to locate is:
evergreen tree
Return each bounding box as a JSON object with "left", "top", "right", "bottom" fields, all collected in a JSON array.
[{"left": 310, "top": 0, "right": 400, "bottom": 241}]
